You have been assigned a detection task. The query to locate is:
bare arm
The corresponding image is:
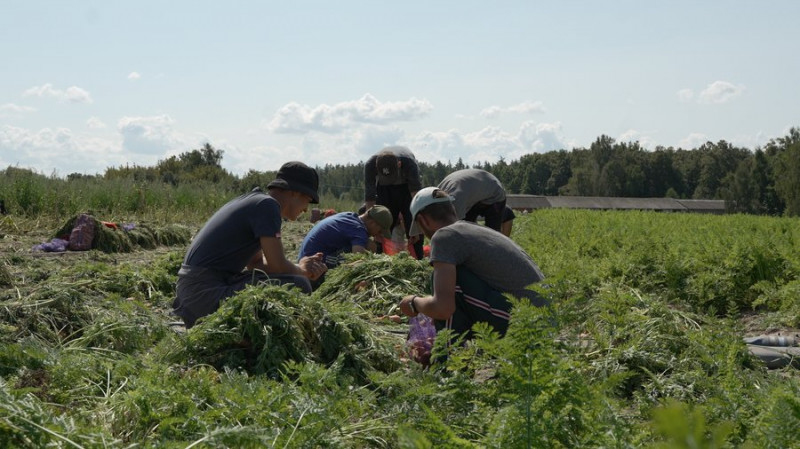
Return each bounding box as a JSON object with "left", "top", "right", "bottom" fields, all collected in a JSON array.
[
  {"left": 399, "top": 261, "right": 456, "bottom": 320},
  {"left": 259, "top": 236, "right": 327, "bottom": 280},
  {"left": 246, "top": 249, "right": 267, "bottom": 271}
]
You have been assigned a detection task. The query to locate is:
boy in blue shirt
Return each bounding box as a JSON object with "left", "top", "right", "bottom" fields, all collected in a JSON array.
[{"left": 298, "top": 205, "right": 393, "bottom": 289}]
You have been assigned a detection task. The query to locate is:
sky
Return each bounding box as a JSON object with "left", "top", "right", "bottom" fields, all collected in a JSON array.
[{"left": 1, "top": 1, "right": 799, "bottom": 177}]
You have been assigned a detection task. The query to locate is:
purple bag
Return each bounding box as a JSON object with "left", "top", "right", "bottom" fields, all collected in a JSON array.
[
  {"left": 407, "top": 313, "right": 436, "bottom": 366},
  {"left": 68, "top": 214, "right": 96, "bottom": 251},
  {"left": 32, "top": 238, "right": 69, "bottom": 252}
]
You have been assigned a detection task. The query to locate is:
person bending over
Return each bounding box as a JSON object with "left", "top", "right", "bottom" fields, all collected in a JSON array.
[
  {"left": 398, "top": 187, "right": 547, "bottom": 338},
  {"left": 297, "top": 205, "right": 394, "bottom": 289},
  {"left": 364, "top": 145, "right": 424, "bottom": 259},
  {"left": 438, "top": 168, "right": 507, "bottom": 233}
]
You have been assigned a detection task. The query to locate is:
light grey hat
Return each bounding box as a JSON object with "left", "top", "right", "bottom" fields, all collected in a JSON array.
[{"left": 408, "top": 186, "right": 454, "bottom": 236}]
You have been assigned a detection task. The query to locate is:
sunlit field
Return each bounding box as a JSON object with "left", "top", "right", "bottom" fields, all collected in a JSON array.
[{"left": 1, "top": 193, "right": 799, "bottom": 447}]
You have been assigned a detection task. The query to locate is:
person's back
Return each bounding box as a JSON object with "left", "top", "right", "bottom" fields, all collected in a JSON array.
[
  {"left": 184, "top": 188, "right": 280, "bottom": 275},
  {"left": 438, "top": 169, "right": 506, "bottom": 227},
  {"left": 399, "top": 186, "right": 545, "bottom": 338},
  {"left": 430, "top": 220, "right": 544, "bottom": 299},
  {"left": 364, "top": 146, "right": 424, "bottom": 259},
  {"left": 364, "top": 146, "right": 421, "bottom": 190},
  {"left": 298, "top": 212, "right": 369, "bottom": 267}
]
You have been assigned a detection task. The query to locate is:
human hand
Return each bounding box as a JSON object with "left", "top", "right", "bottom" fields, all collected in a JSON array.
[
  {"left": 299, "top": 253, "right": 327, "bottom": 280},
  {"left": 400, "top": 294, "right": 420, "bottom": 317},
  {"left": 408, "top": 234, "right": 422, "bottom": 245}
]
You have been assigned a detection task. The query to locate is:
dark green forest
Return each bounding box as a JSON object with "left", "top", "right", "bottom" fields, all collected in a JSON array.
[{"left": 14, "top": 126, "right": 800, "bottom": 217}]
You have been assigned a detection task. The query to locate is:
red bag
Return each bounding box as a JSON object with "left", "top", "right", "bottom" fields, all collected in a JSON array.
[{"left": 68, "top": 214, "right": 96, "bottom": 251}]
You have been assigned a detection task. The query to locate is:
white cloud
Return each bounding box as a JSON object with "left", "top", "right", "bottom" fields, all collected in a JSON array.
[
  {"left": 86, "top": 117, "right": 107, "bottom": 129},
  {"left": 677, "top": 88, "right": 694, "bottom": 103},
  {"left": 64, "top": 86, "right": 92, "bottom": 103},
  {"left": 233, "top": 125, "right": 407, "bottom": 173},
  {"left": 344, "top": 125, "right": 406, "bottom": 159},
  {"left": 0, "top": 124, "right": 121, "bottom": 175},
  {"left": 518, "top": 121, "right": 567, "bottom": 153},
  {"left": 22, "top": 83, "right": 93, "bottom": 104},
  {"left": 480, "top": 101, "right": 546, "bottom": 118},
  {"left": 266, "top": 94, "right": 433, "bottom": 134},
  {"left": 679, "top": 132, "right": 709, "bottom": 149},
  {"left": 223, "top": 143, "right": 290, "bottom": 176},
  {"left": 128, "top": 72, "right": 141, "bottom": 80},
  {"left": 118, "top": 114, "right": 184, "bottom": 155},
  {"left": 405, "top": 121, "right": 569, "bottom": 167},
  {"left": 480, "top": 106, "right": 502, "bottom": 119},
  {"left": 0, "top": 103, "right": 36, "bottom": 118},
  {"left": 698, "top": 80, "right": 744, "bottom": 104},
  {"left": 618, "top": 129, "right": 656, "bottom": 149}
]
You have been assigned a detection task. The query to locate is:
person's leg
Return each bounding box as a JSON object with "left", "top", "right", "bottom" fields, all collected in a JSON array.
[
  {"left": 381, "top": 184, "right": 406, "bottom": 232},
  {"left": 174, "top": 274, "right": 229, "bottom": 329},
  {"left": 374, "top": 184, "right": 394, "bottom": 254},
  {"left": 433, "top": 266, "right": 513, "bottom": 338},
  {"left": 500, "top": 206, "right": 515, "bottom": 237},
  {"left": 175, "top": 268, "right": 314, "bottom": 329},
  {"left": 379, "top": 184, "right": 421, "bottom": 257},
  {"left": 464, "top": 202, "right": 485, "bottom": 223},
  {"left": 241, "top": 271, "right": 313, "bottom": 294},
  {"left": 397, "top": 187, "right": 424, "bottom": 259}
]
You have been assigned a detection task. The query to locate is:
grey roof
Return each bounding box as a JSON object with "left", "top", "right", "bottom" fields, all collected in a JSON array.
[
  {"left": 505, "top": 194, "right": 726, "bottom": 213},
  {"left": 506, "top": 194, "right": 551, "bottom": 210},
  {"left": 676, "top": 199, "right": 726, "bottom": 211},
  {"left": 547, "top": 196, "right": 682, "bottom": 210}
]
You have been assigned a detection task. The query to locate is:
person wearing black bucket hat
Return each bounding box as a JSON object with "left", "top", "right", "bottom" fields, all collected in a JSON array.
[
  {"left": 172, "top": 161, "right": 327, "bottom": 329},
  {"left": 267, "top": 161, "right": 320, "bottom": 204}
]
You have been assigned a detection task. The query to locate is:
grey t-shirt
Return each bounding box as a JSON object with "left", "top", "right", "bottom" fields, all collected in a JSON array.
[
  {"left": 438, "top": 169, "right": 506, "bottom": 220},
  {"left": 183, "top": 188, "right": 282, "bottom": 276},
  {"left": 429, "top": 220, "right": 544, "bottom": 297}
]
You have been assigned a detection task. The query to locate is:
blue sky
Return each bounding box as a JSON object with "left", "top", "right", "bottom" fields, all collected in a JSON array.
[{"left": 2, "top": 1, "right": 798, "bottom": 176}]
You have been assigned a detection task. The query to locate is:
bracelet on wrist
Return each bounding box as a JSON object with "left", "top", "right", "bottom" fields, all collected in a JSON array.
[{"left": 409, "top": 295, "right": 418, "bottom": 314}]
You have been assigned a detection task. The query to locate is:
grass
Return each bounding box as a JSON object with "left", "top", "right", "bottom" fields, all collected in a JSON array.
[{"left": 1, "top": 203, "right": 799, "bottom": 447}]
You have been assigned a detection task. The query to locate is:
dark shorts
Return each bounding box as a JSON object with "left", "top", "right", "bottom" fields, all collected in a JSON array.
[
  {"left": 465, "top": 199, "right": 507, "bottom": 232},
  {"left": 434, "top": 266, "right": 547, "bottom": 338},
  {"left": 173, "top": 265, "right": 312, "bottom": 328},
  {"left": 502, "top": 206, "right": 516, "bottom": 223}
]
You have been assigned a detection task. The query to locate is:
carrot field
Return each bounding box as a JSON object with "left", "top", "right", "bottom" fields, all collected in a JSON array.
[{"left": 1, "top": 209, "right": 799, "bottom": 448}]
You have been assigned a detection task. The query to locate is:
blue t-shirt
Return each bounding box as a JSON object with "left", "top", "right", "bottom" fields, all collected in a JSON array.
[
  {"left": 184, "top": 188, "right": 282, "bottom": 275},
  {"left": 298, "top": 212, "right": 369, "bottom": 267}
]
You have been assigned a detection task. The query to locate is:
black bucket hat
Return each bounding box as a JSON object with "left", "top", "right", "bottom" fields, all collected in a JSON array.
[{"left": 267, "top": 161, "right": 320, "bottom": 203}]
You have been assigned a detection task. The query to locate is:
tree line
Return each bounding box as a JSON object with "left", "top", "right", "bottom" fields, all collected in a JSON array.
[
  {"left": 56, "top": 126, "right": 800, "bottom": 217},
  {"left": 315, "top": 128, "right": 800, "bottom": 216}
]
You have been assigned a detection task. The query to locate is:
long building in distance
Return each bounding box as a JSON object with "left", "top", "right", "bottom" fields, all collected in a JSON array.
[{"left": 506, "top": 195, "right": 726, "bottom": 214}]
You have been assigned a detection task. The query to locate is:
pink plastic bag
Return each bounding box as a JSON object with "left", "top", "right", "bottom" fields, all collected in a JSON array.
[{"left": 407, "top": 313, "right": 436, "bottom": 366}]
